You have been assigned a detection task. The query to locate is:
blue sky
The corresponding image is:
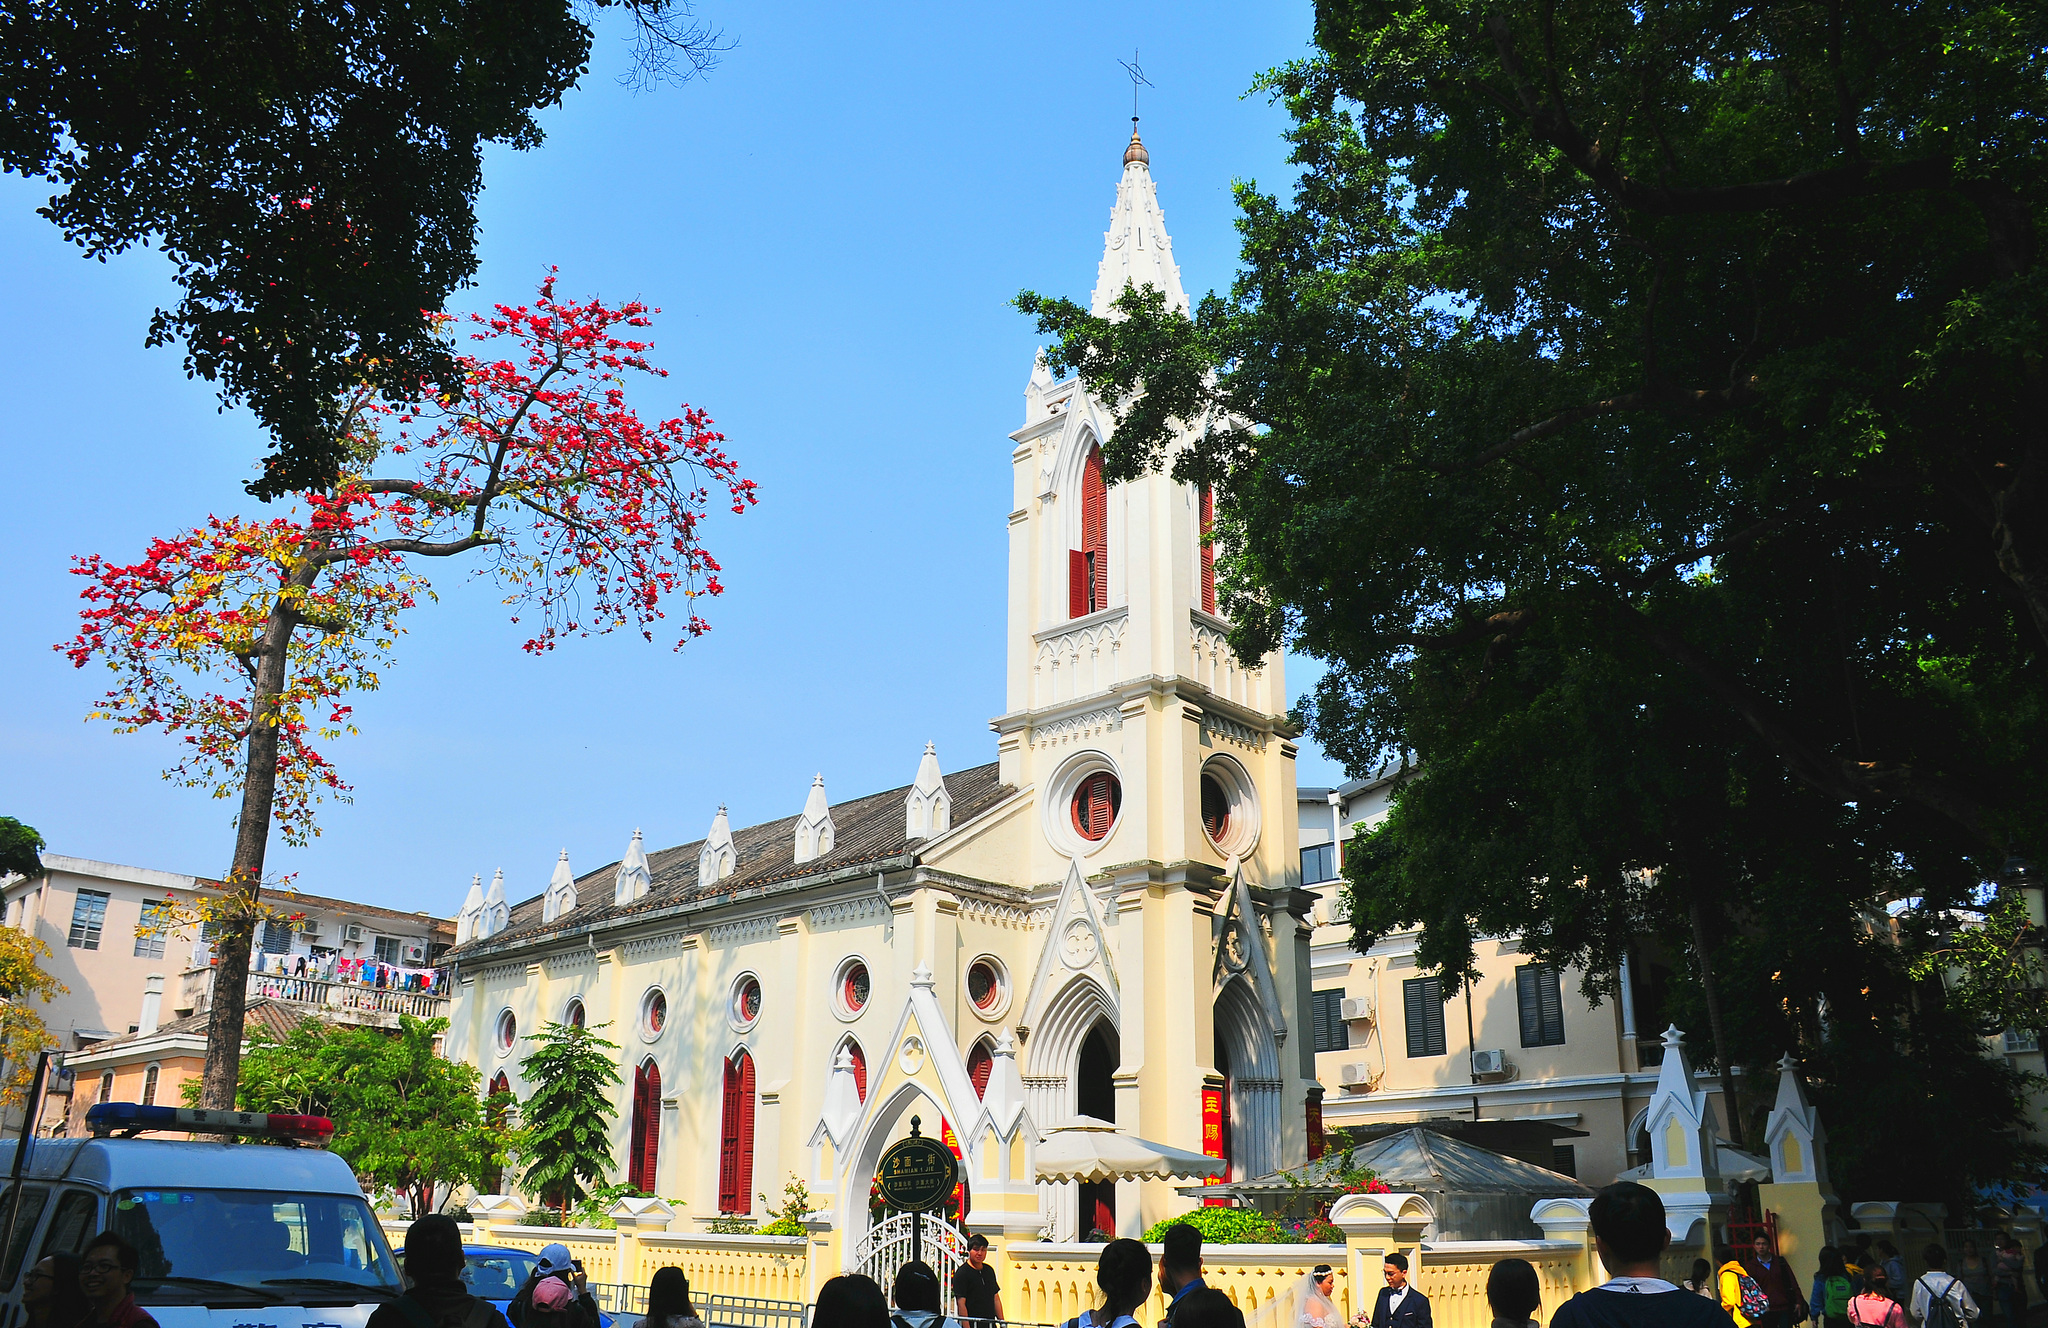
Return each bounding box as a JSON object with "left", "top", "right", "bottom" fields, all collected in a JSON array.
[{"left": 0, "top": 0, "right": 1347, "bottom": 914}]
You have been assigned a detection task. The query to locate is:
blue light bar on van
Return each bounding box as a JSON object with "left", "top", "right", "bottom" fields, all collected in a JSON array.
[{"left": 84, "top": 1102, "right": 335, "bottom": 1146}]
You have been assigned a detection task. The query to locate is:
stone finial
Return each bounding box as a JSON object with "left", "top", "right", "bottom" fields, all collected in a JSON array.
[
  {"left": 906, "top": 743, "right": 951, "bottom": 841},
  {"left": 1645, "top": 1025, "right": 1720, "bottom": 1183},
  {"left": 818, "top": 1044, "right": 865, "bottom": 1148},
  {"left": 615, "top": 828, "right": 652, "bottom": 907},
  {"left": 910, "top": 962, "right": 936, "bottom": 989},
  {"left": 795, "top": 775, "right": 835, "bottom": 864},
  {"left": 479, "top": 869, "right": 510, "bottom": 939},
  {"left": 1765, "top": 1051, "right": 1829, "bottom": 1185},
  {"left": 1123, "top": 125, "right": 1149, "bottom": 168},
  {"left": 542, "top": 850, "right": 577, "bottom": 924},
  {"left": 699, "top": 805, "right": 736, "bottom": 889},
  {"left": 456, "top": 873, "right": 484, "bottom": 944}
]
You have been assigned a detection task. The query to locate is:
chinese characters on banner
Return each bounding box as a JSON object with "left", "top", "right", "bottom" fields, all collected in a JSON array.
[
  {"left": 1201, "top": 1085, "right": 1230, "bottom": 1207},
  {"left": 1307, "top": 1097, "right": 1325, "bottom": 1161},
  {"left": 941, "top": 1118, "right": 969, "bottom": 1224}
]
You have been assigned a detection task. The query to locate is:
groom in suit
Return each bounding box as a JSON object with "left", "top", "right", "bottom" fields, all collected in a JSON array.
[{"left": 1367, "top": 1253, "right": 1431, "bottom": 1328}]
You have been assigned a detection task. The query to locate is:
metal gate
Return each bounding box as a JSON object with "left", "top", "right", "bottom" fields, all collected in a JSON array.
[{"left": 851, "top": 1211, "right": 969, "bottom": 1297}]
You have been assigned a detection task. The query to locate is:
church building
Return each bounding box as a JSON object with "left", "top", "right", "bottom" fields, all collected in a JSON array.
[{"left": 441, "top": 127, "right": 1319, "bottom": 1249}]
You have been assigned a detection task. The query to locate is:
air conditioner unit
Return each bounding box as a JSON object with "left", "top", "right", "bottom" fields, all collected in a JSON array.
[
  {"left": 1340, "top": 997, "right": 1374, "bottom": 1022},
  {"left": 1471, "top": 1048, "right": 1512, "bottom": 1077},
  {"left": 401, "top": 941, "right": 427, "bottom": 965},
  {"left": 297, "top": 919, "right": 321, "bottom": 937},
  {"left": 340, "top": 924, "right": 365, "bottom": 944},
  {"left": 1337, "top": 1062, "right": 1375, "bottom": 1087}
]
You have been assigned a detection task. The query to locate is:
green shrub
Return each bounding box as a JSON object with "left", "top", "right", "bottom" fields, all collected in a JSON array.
[{"left": 1141, "top": 1207, "right": 1286, "bottom": 1244}]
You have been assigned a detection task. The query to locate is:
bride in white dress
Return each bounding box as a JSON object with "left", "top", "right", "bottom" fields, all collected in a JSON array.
[{"left": 1250, "top": 1267, "right": 1343, "bottom": 1328}]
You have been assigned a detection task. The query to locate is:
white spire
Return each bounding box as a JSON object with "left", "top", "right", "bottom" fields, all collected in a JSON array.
[
  {"left": 479, "top": 869, "right": 510, "bottom": 939},
  {"left": 615, "top": 828, "right": 652, "bottom": 907},
  {"left": 456, "top": 873, "right": 484, "bottom": 944},
  {"left": 1089, "top": 126, "right": 1189, "bottom": 318},
  {"left": 1644, "top": 1025, "right": 1720, "bottom": 1183},
  {"left": 542, "top": 849, "right": 577, "bottom": 923},
  {"left": 905, "top": 742, "right": 951, "bottom": 840},
  {"left": 699, "top": 805, "right": 736, "bottom": 889},
  {"left": 818, "top": 1044, "right": 865, "bottom": 1148},
  {"left": 795, "top": 775, "right": 835, "bottom": 864},
  {"left": 1764, "top": 1051, "right": 1829, "bottom": 1185}
]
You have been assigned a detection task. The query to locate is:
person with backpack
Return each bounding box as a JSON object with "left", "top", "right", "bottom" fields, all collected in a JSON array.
[
  {"left": 1909, "top": 1245, "right": 1981, "bottom": 1326},
  {"left": 1721, "top": 1246, "right": 1771, "bottom": 1328},
  {"left": 1810, "top": 1248, "right": 1854, "bottom": 1328},
  {"left": 367, "top": 1216, "right": 511, "bottom": 1328},
  {"left": 1846, "top": 1281, "right": 1905, "bottom": 1328},
  {"left": 1874, "top": 1243, "right": 1906, "bottom": 1303},
  {"left": 1744, "top": 1233, "right": 1807, "bottom": 1327},
  {"left": 1058, "top": 1239, "right": 1153, "bottom": 1328},
  {"left": 890, "top": 1261, "right": 959, "bottom": 1328}
]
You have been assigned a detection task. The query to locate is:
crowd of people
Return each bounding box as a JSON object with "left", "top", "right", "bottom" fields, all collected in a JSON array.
[{"left": 371, "top": 1190, "right": 2048, "bottom": 1328}]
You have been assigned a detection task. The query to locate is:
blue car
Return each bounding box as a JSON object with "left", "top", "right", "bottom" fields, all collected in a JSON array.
[{"left": 460, "top": 1245, "right": 616, "bottom": 1328}]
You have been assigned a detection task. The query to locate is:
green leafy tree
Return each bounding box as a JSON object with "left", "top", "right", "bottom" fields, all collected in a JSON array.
[
  {"left": 0, "top": 819, "right": 44, "bottom": 882},
  {"left": 0, "top": 922, "right": 65, "bottom": 1112},
  {"left": 0, "top": 0, "right": 722, "bottom": 497},
  {"left": 517, "top": 1021, "right": 622, "bottom": 1223},
  {"left": 1018, "top": 0, "right": 2048, "bottom": 1200},
  {"left": 214, "top": 1014, "right": 512, "bottom": 1216}
]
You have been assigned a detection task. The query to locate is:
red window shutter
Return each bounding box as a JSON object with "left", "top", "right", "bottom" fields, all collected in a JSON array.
[
  {"left": 1199, "top": 485, "right": 1216, "bottom": 614},
  {"left": 736, "top": 1051, "right": 757, "bottom": 1210},
  {"left": 628, "top": 1064, "right": 650, "bottom": 1192},
  {"left": 1081, "top": 446, "right": 1108, "bottom": 612},
  {"left": 967, "top": 1042, "right": 992, "bottom": 1099},
  {"left": 718, "top": 1057, "right": 742, "bottom": 1211},
  {"left": 1069, "top": 549, "right": 1088, "bottom": 618},
  {"left": 849, "top": 1041, "right": 868, "bottom": 1102},
  {"left": 639, "top": 1061, "right": 661, "bottom": 1192}
]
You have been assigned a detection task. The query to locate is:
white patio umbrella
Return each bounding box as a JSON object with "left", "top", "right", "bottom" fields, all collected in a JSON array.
[{"left": 1034, "top": 1115, "right": 1221, "bottom": 1183}]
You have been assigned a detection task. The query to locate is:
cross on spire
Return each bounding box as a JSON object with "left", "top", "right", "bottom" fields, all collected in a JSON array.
[{"left": 1116, "top": 49, "right": 1154, "bottom": 129}]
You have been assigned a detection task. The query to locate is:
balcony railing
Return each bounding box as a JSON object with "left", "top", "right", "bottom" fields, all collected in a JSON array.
[{"left": 181, "top": 965, "right": 448, "bottom": 1024}]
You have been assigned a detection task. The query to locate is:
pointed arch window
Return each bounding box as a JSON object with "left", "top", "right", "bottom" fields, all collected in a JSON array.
[
  {"left": 845, "top": 1038, "right": 868, "bottom": 1102},
  {"left": 1070, "top": 444, "right": 1108, "bottom": 617},
  {"left": 629, "top": 1060, "right": 661, "bottom": 1194},
  {"left": 966, "top": 1040, "right": 993, "bottom": 1100},
  {"left": 718, "top": 1050, "right": 757, "bottom": 1213},
  {"left": 1199, "top": 484, "right": 1216, "bottom": 615}
]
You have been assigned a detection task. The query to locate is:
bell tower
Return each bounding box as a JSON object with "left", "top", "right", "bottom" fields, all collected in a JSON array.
[{"left": 990, "top": 127, "right": 1315, "bottom": 1233}]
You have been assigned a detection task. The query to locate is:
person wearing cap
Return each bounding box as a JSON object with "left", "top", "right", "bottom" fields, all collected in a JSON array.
[
  {"left": 510, "top": 1244, "right": 600, "bottom": 1328},
  {"left": 367, "top": 1215, "right": 510, "bottom": 1328}
]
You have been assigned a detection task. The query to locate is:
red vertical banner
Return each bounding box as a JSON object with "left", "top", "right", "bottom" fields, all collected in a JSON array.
[
  {"left": 1306, "top": 1097, "right": 1325, "bottom": 1161},
  {"left": 1201, "top": 1085, "right": 1230, "bottom": 1207},
  {"left": 941, "top": 1117, "right": 969, "bottom": 1224}
]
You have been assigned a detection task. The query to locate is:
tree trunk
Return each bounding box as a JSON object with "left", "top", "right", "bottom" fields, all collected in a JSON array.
[
  {"left": 198, "top": 606, "right": 296, "bottom": 1112},
  {"left": 1688, "top": 894, "right": 1746, "bottom": 1149}
]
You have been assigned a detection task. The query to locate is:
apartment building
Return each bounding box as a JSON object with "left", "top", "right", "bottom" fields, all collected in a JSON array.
[{"left": 1297, "top": 776, "right": 1713, "bottom": 1187}]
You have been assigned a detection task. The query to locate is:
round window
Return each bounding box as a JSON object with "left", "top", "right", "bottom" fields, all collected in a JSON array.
[
  {"left": 1070, "top": 772, "right": 1121, "bottom": 842},
  {"left": 643, "top": 988, "right": 667, "bottom": 1038},
  {"left": 565, "top": 998, "right": 586, "bottom": 1029},
  {"left": 494, "top": 1009, "right": 517, "bottom": 1053},
  {"left": 1201, "top": 772, "right": 1231, "bottom": 843},
  {"left": 733, "top": 975, "right": 762, "bottom": 1026},
  {"left": 842, "top": 963, "right": 869, "bottom": 1014},
  {"left": 968, "top": 960, "right": 1002, "bottom": 1012}
]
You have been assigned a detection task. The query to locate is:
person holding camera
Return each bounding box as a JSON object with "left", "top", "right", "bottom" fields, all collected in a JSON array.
[{"left": 510, "top": 1245, "right": 602, "bottom": 1328}]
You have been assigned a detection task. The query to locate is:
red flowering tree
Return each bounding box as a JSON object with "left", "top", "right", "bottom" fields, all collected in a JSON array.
[{"left": 62, "top": 275, "right": 756, "bottom": 1106}]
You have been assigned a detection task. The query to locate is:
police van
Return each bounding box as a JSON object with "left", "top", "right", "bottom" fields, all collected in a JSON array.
[{"left": 0, "top": 1103, "right": 400, "bottom": 1328}]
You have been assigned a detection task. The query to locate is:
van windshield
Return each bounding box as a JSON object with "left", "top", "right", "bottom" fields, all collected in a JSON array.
[{"left": 110, "top": 1188, "right": 399, "bottom": 1302}]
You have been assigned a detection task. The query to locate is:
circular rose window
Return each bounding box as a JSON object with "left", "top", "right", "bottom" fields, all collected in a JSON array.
[
  {"left": 842, "top": 963, "right": 869, "bottom": 1015},
  {"left": 565, "top": 998, "right": 586, "bottom": 1029},
  {"left": 643, "top": 988, "right": 667, "bottom": 1039},
  {"left": 1070, "top": 772, "right": 1121, "bottom": 842},
  {"left": 968, "top": 960, "right": 1002, "bottom": 1012},
  {"left": 495, "top": 1009, "right": 517, "bottom": 1053},
  {"left": 733, "top": 975, "right": 762, "bottom": 1027}
]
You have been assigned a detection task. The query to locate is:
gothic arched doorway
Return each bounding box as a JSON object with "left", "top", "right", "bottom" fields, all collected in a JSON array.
[{"left": 1075, "top": 1021, "right": 1118, "bottom": 1238}]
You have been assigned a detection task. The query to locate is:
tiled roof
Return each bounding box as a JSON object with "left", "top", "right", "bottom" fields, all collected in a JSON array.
[
  {"left": 448, "top": 762, "right": 1015, "bottom": 960},
  {"left": 80, "top": 998, "right": 322, "bottom": 1054}
]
